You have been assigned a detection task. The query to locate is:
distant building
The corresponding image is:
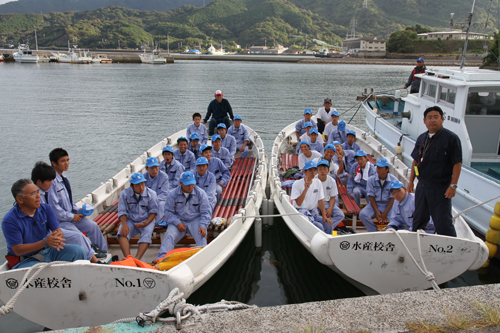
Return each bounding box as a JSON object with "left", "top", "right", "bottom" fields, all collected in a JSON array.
[
  {"left": 249, "top": 45, "right": 285, "bottom": 54},
  {"left": 417, "top": 29, "right": 491, "bottom": 40},
  {"left": 342, "top": 37, "right": 386, "bottom": 53}
]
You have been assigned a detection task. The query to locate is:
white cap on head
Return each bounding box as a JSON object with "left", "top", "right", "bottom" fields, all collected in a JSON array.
[{"left": 215, "top": 90, "right": 223, "bottom": 96}]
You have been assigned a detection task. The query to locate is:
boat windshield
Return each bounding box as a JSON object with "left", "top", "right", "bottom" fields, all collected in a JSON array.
[{"left": 466, "top": 87, "right": 500, "bottom": 116}]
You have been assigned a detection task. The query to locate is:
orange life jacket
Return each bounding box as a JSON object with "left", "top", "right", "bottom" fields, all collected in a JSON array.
[{"left": 110, "top": 255, "right": 158, "bottom": 270}]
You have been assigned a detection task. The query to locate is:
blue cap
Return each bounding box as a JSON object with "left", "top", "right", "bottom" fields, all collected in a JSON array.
[
  {"left": 355, "top": 150, "right": 367, "bottom": 157},
  {"left": 303, "top": 161, "right": 317, "bottom": 170},
  {"left": 180, "top": 171, "right": 196, "bottom": 185},
  {"left": 331, "top": 141, "right": 342, "bottom": 146},
  {"left": 331, "top": 110, "right": 339, "bottom": 117},
  {"left": 79, "top": 203, "right": 94, "bottom": 216},
  {"left": 338, "top": 120, "right": 346, "bottom": 131},
  {"left": 299, "top": 140, "right": 310, "bottom": 147},
  {"left": 177, "top": 136, "right": 188, "bottom": 143},
  {"left": 217, "top": 123, "right": 226, "bottom": 129},
  {"left": 376, "top": 158, "right": 390, "bottom": 168},
  {"left": 130, "top": 172, "right": 147, "bottom": 184},
  {"left": 146, "top": 157, "right": 160, "bottom": 167},
  {"left": 304, "top": 121, "right": 313, "bottom": 128},
  {"left": 317, "top": 159, "right": 330, "bottom": 167},
  {"left": 324, "top": 144, "right": 336, "bottom": 151},
  {"left": 309, "top": 128, "right": 318, "bottom": 135},
  {"left": 389, "top": 180, "right": 405, "bottom": 190},
  {"left": 417, "top": 57, "right": 424, "bottom": 62},
  {"left": 234, "top": 115, "right": 242, "bottom": 120},
  {"left": 201, "top": 144, "right": 212, "bottom": 152},
  {"left": 304, "top": 108, "right": 312, "bottom": 115},
  {"left": 196, "top": 157, "right": 209, "bottom": 166},
  {"left": 212, "top": 134, "right": 221, "bottom": 141},
  {"left": 347, "top": 130, "right": 356, "bottom": 137},
  {"left": 162, "top": 146, "right": 174, "bottom": 154},
  {"left": 190, "top": 133, "right": 200, "bottom": 141}
]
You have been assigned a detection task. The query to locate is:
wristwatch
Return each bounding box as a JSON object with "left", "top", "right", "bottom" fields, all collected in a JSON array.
[{"left": 450, "top": 184, "right": 458, "bottom": 190}]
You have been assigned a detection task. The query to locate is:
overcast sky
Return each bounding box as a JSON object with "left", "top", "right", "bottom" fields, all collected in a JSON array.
[{"left": 0, "top": 0, "right": 14, "bottom": 5}]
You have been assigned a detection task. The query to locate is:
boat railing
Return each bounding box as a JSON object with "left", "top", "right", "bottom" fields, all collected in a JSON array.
[{"left": 453, "top": 194, "right": 500, "bottom": 221}]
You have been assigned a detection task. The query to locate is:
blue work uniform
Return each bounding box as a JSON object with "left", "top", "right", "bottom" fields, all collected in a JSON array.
[
  {"left": 144, "top": 170, "right": 169, "bottom": 220},
  {"left": 328, "top": 128, "right": 347, "bottom": 144},
  {"left": 208, "top": 157, "right": 231, "bottom": 201},
  {"left": 212, "top": 146, "right": 232, "bottom": 169},
  {"left": 204, "top": 98, "right": 234, "bottom": 135},
  {"left": 308, "top": 140, "right": 324, "bottom": 155},
  {"left": 388, "top": 192, "right": 435, "bottom": 233},
  {"left": 360, "top": 173, "right": 398, "bottom": 232},
  {"left": 39, "top": 186, "right": 95, "bottom": 260},
  {"left": 2, "top": 203, "right": 86, "bottom": 269},
  {"left": 174, "top": 149, "right": 196, "bottom": 173},
  {"left": 49, "top": 172, "right": 108, "bottom": 252},
  {"left": 117, "top": 187, "right": 158, "bottom": 244},
  {"left": 188, "top": 143, "right": 201, "bottom": 159},
  {"left": 227, "top": 125, "right": 249, "bottom": 158},
  {"left": 333, "top": 150, "right": 356, "bottom": 185},
  {"left": 295, "top": 119, "right": 317, "bottom": 137},
  {"left": 158, "top": 186, "right": 211, "bottom": 259},
  {"left": 347, "top": 162, "right": 377, "bottom": 206},
  {"left": 195, "top": 170, "right": 217, "bottom": 214},
  {"left": 186, "top": 123, "right": 209, "bottom": 145},
  {"left": 160, "top": 159, "right": 185, "bottom": 189},
  {"left": 221, "top": 134, "right": 237, "bottom": 157},
  {"left": 342, "top": 141, "right": 360, "bottom": 152}
]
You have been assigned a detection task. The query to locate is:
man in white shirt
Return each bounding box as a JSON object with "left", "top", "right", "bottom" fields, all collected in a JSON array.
[
  {"left": 324, "top": 110, "right": 340, "bottom": 141},
  {"left": 315, "top": 159, "right": 345, "bottom": 230},
  {"left": 298, "top": 141, "right": 323, "bottom": 170},
  {"left": 316, "top": 98, "right": 336, "bottom": 134},
  {"left": 291, "top": 161, "right": 333, "bottom": 234}
]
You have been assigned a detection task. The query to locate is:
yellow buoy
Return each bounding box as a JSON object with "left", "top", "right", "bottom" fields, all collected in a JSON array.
[{"left": 481, "top": 200, "right": 500, "bottom": 268}]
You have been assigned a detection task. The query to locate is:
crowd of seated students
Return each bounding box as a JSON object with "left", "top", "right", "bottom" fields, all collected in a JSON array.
[
  {"left": 3, "top": 111, "right": 250, "bottom": 268},
  {"left": 288, "top": 100, "right": 434, "bottom": 235}
]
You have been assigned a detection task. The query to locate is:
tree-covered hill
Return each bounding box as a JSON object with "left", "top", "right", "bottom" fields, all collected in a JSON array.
[{"left": 0, "top": 0, "right": 344, "bottom": 50}]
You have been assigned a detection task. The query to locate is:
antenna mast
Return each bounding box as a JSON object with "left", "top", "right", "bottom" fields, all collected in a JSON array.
[{"left": 363, "top": 0, "right": 368, "bottom": 8}]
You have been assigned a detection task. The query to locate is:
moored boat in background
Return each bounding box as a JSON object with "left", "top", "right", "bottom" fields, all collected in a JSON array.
[
  {"left": 139, "top": 47, "right": 166, "bottom": 64},
  {"left": 13, "top": 44, "right": 39, "bottom": 63},
  {"left": 57, "top": 43, "right": 92, "bottom": 64},
  {"left": 92, "top": 54, "right": 112, "bottom": 64}
]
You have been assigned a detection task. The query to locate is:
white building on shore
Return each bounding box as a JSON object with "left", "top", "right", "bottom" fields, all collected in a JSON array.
[{"left": 417, "top": 29, "right": 492, "bottom": 40}]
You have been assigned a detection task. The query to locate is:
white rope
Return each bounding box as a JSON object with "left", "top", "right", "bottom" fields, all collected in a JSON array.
[
  {"left": 453, "top": 194, "right": 500, "bottom": 221},
  {"left": 0, "top": 261, "right": 68, "bottom": 316},
  {"left": 111, "top": 288, "right": 257, "bottom": 329},
  {"left": 231, "top": 213, "right": 304, "bottom": 220},
  {"left": 254, "top": 129, "right": 280, "bottom": 135},
  {"left": 389, "top": 229, "right": 441, "bottom": 291}
]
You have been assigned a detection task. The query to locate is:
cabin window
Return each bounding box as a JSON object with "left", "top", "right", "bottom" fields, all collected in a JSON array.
[
  {"left": 423, "top": 82, "right": 437, "bottom": 100},
  {"left": 439, "top": 87, "right": 456, "bottom": 105},
  {"left": 466, "top": 87, "right": 500, "bottom": 115}
]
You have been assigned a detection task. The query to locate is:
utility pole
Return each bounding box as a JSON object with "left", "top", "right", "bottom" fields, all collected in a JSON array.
[
  {"left": 167, "top": 32, "right": 170, "bottom": 55},
  {"left": 118, "top": 39, "right": 120, "bottom": 49}
]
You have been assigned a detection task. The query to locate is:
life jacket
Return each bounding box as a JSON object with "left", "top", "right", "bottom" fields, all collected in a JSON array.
[
  {"left": 110, "top": 255, "right": 158, "bottom": 270},
  {"left": 412, "top": 66, "right": 426, "bottom": 81},
  {"left": 155, "top": 247, "right": 202, "bottom": 271}
]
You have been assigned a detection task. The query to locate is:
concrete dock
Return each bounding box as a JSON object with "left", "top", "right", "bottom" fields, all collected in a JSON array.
[{"left": 46, "top": 283, "right": 500, "bottom": 333}]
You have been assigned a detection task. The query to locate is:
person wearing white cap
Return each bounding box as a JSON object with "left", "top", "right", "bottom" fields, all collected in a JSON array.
[
  {"left": 117, "top": 173, "right": 158, "bottom": 260},
  {"left": 385, "top": 181, "right": 435, "bottom": 233},
  {"left": 143, "top": 157, "right": 169, "bottom": 222},
  {"left": 347, "top": 150, "right": 376, "bottom": 206},
  {"left": 227, "top": 115, "right": 250, "bottom": 158},
  {"left": 291, "top": 161, "right": 333, "bottom": 234},
  {"left": 203, "top": 90, "right": 234, "bottom": 136},
  {"left": 359, "top": 159, "right": 398, "bottom": 232},
  {"left": 316, "top": 98, "right": 337, "bottom": 133},
  {"left": 157, "top": 171, "right": 211, "bottom": 260}
]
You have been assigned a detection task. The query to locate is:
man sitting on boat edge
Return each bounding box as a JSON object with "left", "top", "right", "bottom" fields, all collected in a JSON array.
[
  {"left": 156, "top": 171, "right": 211, "bottom": 261},
  {"left": 117, "top": 173, "right": 158, "bottom": 260},
  {"left": 2, "top": 179, "right": 86, "bottom": 269}
]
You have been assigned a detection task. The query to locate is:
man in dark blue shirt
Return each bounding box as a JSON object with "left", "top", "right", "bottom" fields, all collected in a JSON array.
[
  {"left": 409, "top": 106, "right": 462, "bottom": 237},
  {"left": 203, "top": 90, "right": 234, "bottom": 136},
  {"left": 2, "top": 179, "right": 86, "bottom": 269}
]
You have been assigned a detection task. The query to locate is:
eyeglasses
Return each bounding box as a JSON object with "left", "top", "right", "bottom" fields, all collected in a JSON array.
[
  {"left": 23, "top": 190, "right": 40, "bottom": 197},
  {"left": 425, "top": 115, "right": 442, "bottom": 120}
]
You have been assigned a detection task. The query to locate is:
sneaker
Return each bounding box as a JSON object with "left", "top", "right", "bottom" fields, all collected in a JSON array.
[
  {"left": 95, "top": 251, "right": 107, "bottom": 259},
  {"left": 338, "top": 226, "right": 355, "bottom": 234}
]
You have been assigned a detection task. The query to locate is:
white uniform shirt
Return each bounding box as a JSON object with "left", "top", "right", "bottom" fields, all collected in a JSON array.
[
  {"left": 316, "top": 107, "right": 337, "bottom": 123},
  {"left": 299, "top": 151, "right": 323, "bottom": 170},
  {"left": 324, "top": 122, "right": 337, "bottom": 139},
  {"left": 315, "top": 175, "right": 338, "bottom": 202},
  {"left": 291, "top": 178, "right": 324, "bottom": 210},
  {"left": 300, "top": 132, "right": 324, "bottom": 144},
  {"left": 313, "top": 157, "right": 339, "bottom": 177}
]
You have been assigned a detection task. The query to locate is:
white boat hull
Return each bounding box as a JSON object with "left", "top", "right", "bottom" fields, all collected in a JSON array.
[
  {"left": 269, "top": 117, "right": 488, "bottom": 295},
  {"left": 0, "top": 127, "right": 267, "bottom": 329},
  {"left": 13, "top": 54, "right": 39, "bottom": 63}
]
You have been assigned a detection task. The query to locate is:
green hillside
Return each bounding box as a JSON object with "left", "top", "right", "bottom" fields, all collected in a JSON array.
[{"left": 0, "top": 0, "right": 344, "bottom": 49}]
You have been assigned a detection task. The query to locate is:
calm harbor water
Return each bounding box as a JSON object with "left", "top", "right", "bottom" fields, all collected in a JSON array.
[{"left": 0, "top": 61, "right": 498, "bottom": 332}]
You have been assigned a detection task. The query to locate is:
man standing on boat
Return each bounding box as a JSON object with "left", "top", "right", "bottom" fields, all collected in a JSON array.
[
  {"left": 404, "top": 58, "right": 426, "bottom": 94},
  {"left": 408, "top": 106, "right": 462, "bottom": 237},
  {"left": 203, "top": 90, "right": 234, "bottom": 136}
]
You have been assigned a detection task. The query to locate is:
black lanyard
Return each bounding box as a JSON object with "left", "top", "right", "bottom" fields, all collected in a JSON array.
[{"left": 417, "top": 133, "right": 437, "bottom": 166}]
